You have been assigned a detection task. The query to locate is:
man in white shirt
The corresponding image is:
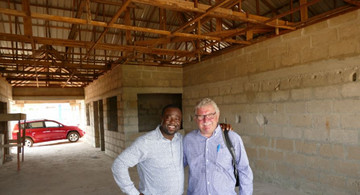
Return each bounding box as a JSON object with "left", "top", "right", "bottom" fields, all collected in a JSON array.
[{"left": 111, "top": 104, "right": 183, "bottom": 195}]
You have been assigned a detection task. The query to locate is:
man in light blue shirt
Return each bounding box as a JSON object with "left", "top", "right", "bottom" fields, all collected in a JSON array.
[
  {"left": 112, "top": 105, "right": 184, "bottom": 195},
  {"left": 183, "top": 98, "right": 253, "bottom": 195}
]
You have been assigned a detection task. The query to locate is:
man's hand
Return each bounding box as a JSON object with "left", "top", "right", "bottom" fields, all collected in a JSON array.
[
  {"left": 220, "top": 123, "right": 233, "bottom": 131},
  {"left": 140, "top": 193, "right": 144, "bottom": 195}
]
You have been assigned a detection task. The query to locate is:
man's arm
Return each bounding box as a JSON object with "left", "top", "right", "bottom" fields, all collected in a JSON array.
[
  {"left": 111, "top": 139, "right": 145, "bottom": 195},
  {"left": 235, "top": 134, "right": 253, "bottom": 195}
]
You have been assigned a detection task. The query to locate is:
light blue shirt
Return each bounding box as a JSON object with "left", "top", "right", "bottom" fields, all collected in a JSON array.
[
  {"left": 112, "top": 126, "right": 184, "bottom": 195},
  {"left": 183, "top": 125, "right": 253, "bottom": 195}
]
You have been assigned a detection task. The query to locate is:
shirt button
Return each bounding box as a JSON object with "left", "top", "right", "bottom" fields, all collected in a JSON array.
[{"left": 207, "top": 181, "right": 210, "bottom": 185}]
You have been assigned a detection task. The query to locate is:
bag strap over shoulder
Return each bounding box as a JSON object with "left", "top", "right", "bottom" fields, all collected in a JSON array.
[{"left": 221, "top": 129, "right": 239, "bottom": 186}]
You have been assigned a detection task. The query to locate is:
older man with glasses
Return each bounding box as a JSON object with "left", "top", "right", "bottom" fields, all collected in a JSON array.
[{"left": 183, "top": 98, "right": 253, "bottom": 195}]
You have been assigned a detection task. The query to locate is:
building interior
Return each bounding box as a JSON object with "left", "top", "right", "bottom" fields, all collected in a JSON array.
[{"left": 0, "top": 0, "right": 360, "bottom": 194}]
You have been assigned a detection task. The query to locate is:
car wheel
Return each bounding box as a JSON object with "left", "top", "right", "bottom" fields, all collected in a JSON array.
[
  {"left": 25, "top": 137, "right": 33, "bottom": 147},
  {"left": 67, "top": 131, "right": 80, "bottom": 142}
]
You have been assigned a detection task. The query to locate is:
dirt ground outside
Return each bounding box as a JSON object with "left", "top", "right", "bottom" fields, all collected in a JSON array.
[{"left": 0, "top": 139, "right": 306, "bottom": 195}]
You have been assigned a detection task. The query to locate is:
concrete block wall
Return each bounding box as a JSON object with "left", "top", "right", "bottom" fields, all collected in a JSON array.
[
  {"left": 85, "top": 65, "right": 123, "bottom": 157},
  {"left": 121, "top": 65, "right": 182, "bottom": 149},
  {"left": 183, "top": 10, "right": 360, "bottom": 195},
  {"left": 0, "top": 75, "right": 12, "bottom": 167},
  {"left": 0, "top": 75, "right": 12, "bottom": 103},
  {"left": 84, "top": 65, "right": 182, "bottom": 158}
]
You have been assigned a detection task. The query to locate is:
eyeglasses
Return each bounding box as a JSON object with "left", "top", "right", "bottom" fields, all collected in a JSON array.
[{"left": 195, "top": 112, "right": 217, "bottom": 120}]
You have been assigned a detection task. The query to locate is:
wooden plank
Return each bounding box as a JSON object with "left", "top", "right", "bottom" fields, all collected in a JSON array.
[
  {"left": 8, "top": 140, "right": 18, "bottom": 143},
  {"left": 0, "top": 113, "right": 26, "bottom": 122},
  {"left": 131, "top": 0, "right": 294, "bottom": 27},
  {"left": 300, "top": 0, "right": 308, "bottom": 21},
  {"left": 0, "top": 8, "right": 288, "bottom": 44},
  {"left": 0, "top": 58, "right": 108, "bottom": 70},
  {"left": 0, "top": 144, "right": 22, "bottom": 148},
  {"left": 85, "top": 0, "right": 132, "bottom": 58},
  {"left": 22, "top": 0, "right": 33, "bottom": 37},
  {"left": 344, "top": 0, "right": 360, "bottom": 6},
  {"left": 173, "top": 0, "right": 233, "bottom": 33},
  {"left": 0, "top": 33, "right": 194, "bottom": 57}
]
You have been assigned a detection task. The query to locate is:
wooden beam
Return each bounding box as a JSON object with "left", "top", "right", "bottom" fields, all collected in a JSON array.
[
  {"left": 0, "top": 58, "right": 108, "bottom": 70},
  {"left": 131, "top": 0, "right": 293, "bottom": 27},
  {"left": 216, "top": 0, "right": 222, "bottom": 31},
  {"left": 300, "top": 0, "right": 308, "bottom": 21},
  {"left": 344, "top": 0, "right": 360, "bottom": 6},
  {"left": 84, "top": 0, "right": 132, "bottom": 59},
  {"left": 262, "top": 0, "right": 321, "bottom": 25},
  {"left": 6, "top": 77, "right": 93, "bottom": 82},
  {"left": 0, "top": 114, "right": 26, "bottom": 122},
  {"left": 124, "top": 8, "right": 132, "bottom": 45},
  {"left": 21, "top": 0, "right": 33, "bottom": 37},
  {"left": 246, "top": 30, "right": 253, "bottom": 41},
  {"left": 0, "top": 8, "right": 252, "bottom": 46},
  {"left": 0, "top": 33, "right": 195, "bottom": 57},
  {"left": 173, "top": 0, "right": 233, "bottom": 33},
  {"left": 68, "top": 0, "right": 87, "bottom": 40},
  {"left": 22, "top": 0, "right": 40, "bottom": 87},
  {"left": 204, "top": 26, "right": 270, "bottom": 37},
  {"left": 0, "top": 70, "right": 100, "bottom": 77}
]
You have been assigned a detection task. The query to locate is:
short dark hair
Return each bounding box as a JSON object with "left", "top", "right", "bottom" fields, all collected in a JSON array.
[{"left": 161, "top": 104, "right": 182, "bottom": 116}]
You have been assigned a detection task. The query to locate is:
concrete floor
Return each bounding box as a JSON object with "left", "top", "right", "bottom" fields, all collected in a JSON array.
[{"left": 0, "top": 139, "right": 306, "bottom": 195}]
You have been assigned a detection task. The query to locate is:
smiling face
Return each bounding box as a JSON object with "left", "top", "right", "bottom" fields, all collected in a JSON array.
[
  {"left": 195, "top": 104, "right": 219, "bottom": 138},
  {"left": 159, "top": 107, "right": 182, "bottom": 140}
]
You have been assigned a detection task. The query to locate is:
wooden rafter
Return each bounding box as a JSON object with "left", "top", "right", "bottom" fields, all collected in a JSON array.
[
  {"left": 0, "top": 33, "right": 195, "bottom": 57},
  {"left": 0, "top": 0, "right": 358, "bottom": 87},
  {"left": 344, "top": 0, "right": 360, "bottom": 6},
  {"left": 173, "top": 0, "right": 234, "bottom": 33},
  {"left": 300, "top": 0, "right": 308, "bottom": 21},
  {"left": 131, "top": 0, "right": 294, "bottom": 28},
  {"left": 0, "top": 59, "right": 107, "bottom": 70},
  {"left": 0, "top": 7, "right": 252, "bottom": 46},
  {"left": 84, "top": 0, "right": 132, "bottom": 59}
]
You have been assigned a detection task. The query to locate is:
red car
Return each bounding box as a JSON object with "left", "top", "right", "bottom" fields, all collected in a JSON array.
[{"left": 12, "top": 119, "right": 85, "bottom": 147}]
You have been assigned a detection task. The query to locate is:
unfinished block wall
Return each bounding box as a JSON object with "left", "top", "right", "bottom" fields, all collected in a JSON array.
[
  {"left": 183, "top": 10, "right": 360, "bottom": 195},
  {"left": 84, "top": 65, "right": 182, "bottom": 158},
  {"left": 0, "top": 75, "right": 11, "bottom": 103},
  {"left": 0, "top": 75, "right": 12, "bottom": 166},
  {"left": 120, "top": 65, "right": 182, "bottom": 151}
]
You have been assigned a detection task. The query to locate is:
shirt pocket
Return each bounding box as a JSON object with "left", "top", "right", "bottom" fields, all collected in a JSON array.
[
  {"left": 216, "top": 146, "right": 234, "bottom": 172},
  {"left": 214, "top": 146, "right": 237, "bottom": 188}
]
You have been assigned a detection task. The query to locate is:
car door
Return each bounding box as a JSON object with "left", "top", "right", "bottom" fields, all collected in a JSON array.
[
  {"left": 44, "top": 120, "right": 66, "bottom": 140},
  {"left": 27, "top": 121, "right": 49, "bottom": 142}
]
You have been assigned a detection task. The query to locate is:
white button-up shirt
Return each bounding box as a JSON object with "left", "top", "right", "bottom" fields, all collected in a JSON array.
[{"left": 112, "top": 126, "right": 184, "bottom": 195}]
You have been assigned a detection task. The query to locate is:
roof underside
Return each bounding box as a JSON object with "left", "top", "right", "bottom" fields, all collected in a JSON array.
[{"left": 0, "top": 0, "right": 359, "bottom": 88}]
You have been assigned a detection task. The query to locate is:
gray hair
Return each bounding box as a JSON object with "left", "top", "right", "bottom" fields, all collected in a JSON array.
[{"left": 194, "top": 98, "right": 220, "bottom": 114}]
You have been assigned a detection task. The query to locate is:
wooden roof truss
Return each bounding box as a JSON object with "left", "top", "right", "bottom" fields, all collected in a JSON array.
[{"left": 0, "top": 0, "right": 358, "bottom": 87}]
